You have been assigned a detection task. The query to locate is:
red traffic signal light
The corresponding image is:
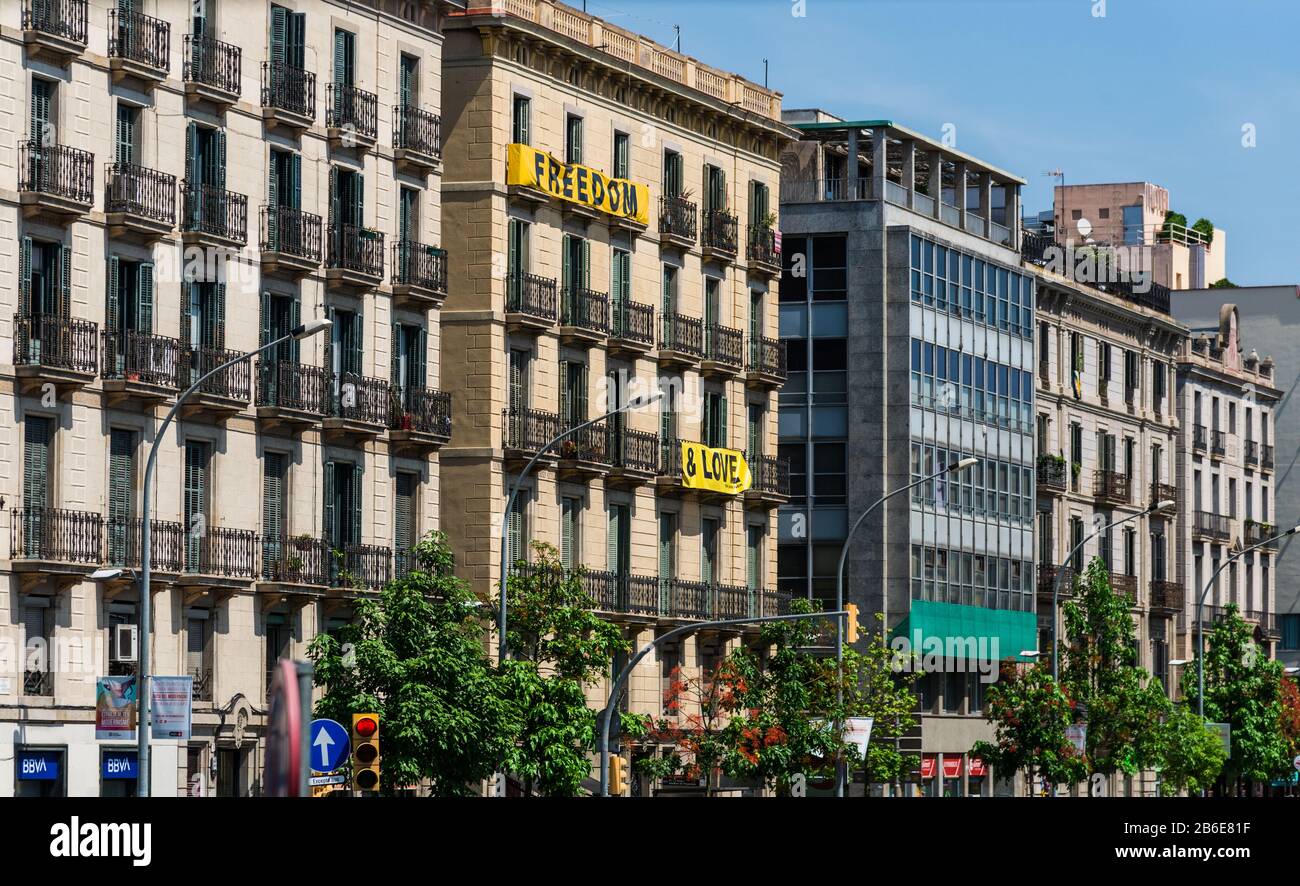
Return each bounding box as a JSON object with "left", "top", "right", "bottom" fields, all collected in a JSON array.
[
  {"left": 351, "top": 713, "right": 380, "bottom": 791},
  {"left": 354, "top": 716, "right": 377, "bottom": 738}
]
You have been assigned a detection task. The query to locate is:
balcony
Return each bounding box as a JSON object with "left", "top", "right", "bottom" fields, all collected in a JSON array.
[
  {"left": 1149, "top": 482, "right": 1176, "bottom": 509},
  {"left": 106, "top": 518, "right": 185, "bottom": 575},
  {"left": 260, "top": 206, "right": 323, "bottom": 275},
  {"left": 255, "top": 361, "right": 329, "bottom": 435},
  {"left": 261, "top": 61, "right": 316, "bottom": 132},
  {"left": 658, "top": 194, "right": 697, "bottom": 249},
  {"left": 557, "top": 420, "right": 612, "bottom": 480},
  {"left": 1192, "top": 423, "right": 1208, "bottom": 453},
  {"left": 656, "top": 436, "right": 691, "bottom": 496},
  {"left": 1244, "top": 519, "right": 1278, "bottom": 550},
  {"left": 506, "top": 273, "right": 558, "bottom": 332},
  {"left": 19, "top": 140, "right": 94, "bottom": 217},
  {"left": 1245, "top": 439, "right": 1259, "bottom": 467},
  {"left": 1149, "top": 580, "right": 1184, "bottom": 615},
  {"left": 391, "top": 241, "right": 447, "bottom": 311},
  {"left": 1210, "top": 429, "right": 1226, "bottom": 459},
  {"left": 326, "top": 224, "right": 384, "bottom": 287},
  {"left": 392, "top": 105, "right": 442, "bottom": 174},
  {"left": 1092, "top": 469, "right": 1130, "bottom": 506},
  {"left": 536, "top": 566, "right": 790, "bottom": 623},
  {"left": 22, "top": 0, "right": 87, "bottom": 61},
  {"left": 608, "top": 301, "right": 655, "bottom": 357},
  {"left": 183, "top": 34, "right": 241, "bottom": 107},
  {"left": 1021, "top": 231, "right": 1173, "bottom": 315},
  {"left": 559, "top": 288, "right": 609, "bottom": 346},
  {"left": 745, "top": 335, "right": 786, "bottom": 389},
  {"left": 744, "top": 454, "right": 790, "bottom": 508},
  {"left": 701, "top": 323, "right": 743, "bottom": 377},
  {"left": 1249, "top": 611, "right": 1281, "bottom": 641},
  {"left": 700, "top": 209, "right": 738, "bottom": 261},
  {"left": 503, "top": 408, "right": 563, "bottom": 464},
  {"left": 327, "top": 543, "right": 392, "bottom": 594},
  {"left": 101, "top": 330, "right": 182, "bottom": 407},
  {"left": 108, "top": 9, "right": 169, "bottom": 86},
  {"left": 607, "top": 427, "right": 659, "bottom": 487},
  {"left": 1037, "top": 564, "right": 1074, "bottom": 603},
  {"left": 1036, "top": 456, "right": 1067, "bottom": 494},
  {"left": 181, "top": 182, "right": 248, "bottom": 248},
  {"left": 13, "top": 315, "right": 98, "bottom": 396},
  {"left": 323, "top": 373, "right": 391, "bottom": 444},
  {"left": 178, "top": 346, "right": 251, "bottom": 420},
  {"left": 105, "top": 163, "right": 176, "bottom": 239},
  {"left": 1192, "top": 510, "right": 1231, "bottom": 543},
  {"left": 179, "top": 526, "right": 259, "bottom": 586},
  {"left": 1109, "top": 573, "right": 1138, "bottom": 606},
  {"left": 746, "top": 224, "right": 780, "bottom": 276},
  {"left": 260, "top": 536, "right": 330, "bottom": 590},
  {"left": 326, "top": 83, "right": 378, "bottom": 152},
  {"left": 1262, "top": 443, "right": 1275, "bottom": 471},
  {"left": 658, "top": 313, "right": 704, "bottom": 368},
  {"left": 388, "top": 386, "right": 452, "bottom": 455},
  {"left": 10, "top": 507, "right": 103, "bottom": 582}
]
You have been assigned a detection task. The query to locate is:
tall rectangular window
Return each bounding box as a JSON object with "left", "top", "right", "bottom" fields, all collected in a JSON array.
[
  {"left": 395, "top": 472, "right": 417, "bottom": 576},
  {"left": 565, "top": 114, "right": 583, "bottom": 165},
  {"left": 512, "top": 94, "right": 530, "bottom": 144},
  {"left": 560, "top": 496, "right": 579, "bottom": 571},
  {"left": 613, "top": 131, "right": 630, "bottom": 180},
  {"left": 183, "top": 440, "right": 210, "bottom": 570},
  {"left": 107, "top": 429, "right": 136, "bottom": 565},
  {"left": 262, "top": 452, "right": 287, "bottom": 574}
]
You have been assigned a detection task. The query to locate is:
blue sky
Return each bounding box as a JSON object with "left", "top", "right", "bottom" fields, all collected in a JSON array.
[{"left": 583, "top": 0, "right": 1297, "bottom": 285}]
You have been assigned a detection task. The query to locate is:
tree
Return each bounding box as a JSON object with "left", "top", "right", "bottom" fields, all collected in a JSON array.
[
  {"left": 1182, "top": 604, "right": 1291, "bottom": 789},
  {"left": 972, "top": 662, "right": 1088, "bottom": 795},
  {"left": 495, "top": 542, "right": 629, "bottom": 796},
  {"left": 636, "top": 658, "right": 746, "bottom": 795},
  {"left": 1153, "top": 703, "right": 1226, "bottom": 796},
  {"left": 1060, "top": 558, "right": 1169, "bottom": 777},
  {"left": 306, "top": 531, "right": 512, "bottom": 796},
  {"left": 1192, "top": 217, "right": 1215, "bottom": 245},
  {"left": 1209, "top": 277, "right": 1237, "bottom": 289},
  {"left": 1280, "top": 676, "right": 1300, "bottom": 761}
]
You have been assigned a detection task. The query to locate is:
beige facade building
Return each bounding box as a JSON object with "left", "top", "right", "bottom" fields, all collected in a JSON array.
[
  {"left": 1, "top": 0, "right": 452, "bottom": 796},
  {"left": 438, "top": 0, "right": 793, "bottom": 788}
]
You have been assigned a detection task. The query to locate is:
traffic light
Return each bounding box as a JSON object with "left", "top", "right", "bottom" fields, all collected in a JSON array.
[
  {"left": 351, "top": 713, "right": 380, "bottom": 792},
  {"left": 845, "top": 603, "right": 860, "bottom": 644},
  {"left": 609, "top": 754, "right": 627, "bottom": 796}
]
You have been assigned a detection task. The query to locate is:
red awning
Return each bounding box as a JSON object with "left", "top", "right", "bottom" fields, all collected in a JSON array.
[
  {"left": 942, "top": 756, "right": 963, "bottom": 779},
  {"left": 968, "top": 757, "right": 988, "bottom": 777},
  {"left": 920, "top": 755, "right": 936, "bottom": 779}
]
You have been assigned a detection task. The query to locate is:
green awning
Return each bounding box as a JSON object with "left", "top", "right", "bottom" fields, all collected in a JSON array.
[{"left": 891, "top": 600, "right": 1037, "bottom": 665}]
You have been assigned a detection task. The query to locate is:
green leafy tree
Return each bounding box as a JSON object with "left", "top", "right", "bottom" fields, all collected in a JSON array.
[
  {"left": 1158, "top": 210, "right": 1189, "bottom": 242},
  {"left": 1060, "top": 557, "right": 1170, "bottom": 777},
  {"left": 972, "top": 662, "right": 1088, "bottom": 795},
  {"left": 1182, "top": 604, "right": 1291, "bottom": 788},
  {"left": 1153, "top": 703, "right": 1226, "bottom": 796},
  {"left": 1192, "top": 217, "right": 1215, "bottom": 245},
  {"left": 495, "top": 542, "right": 629, "bottom": 796},
  {"left": 306, "top": 531, "right": 512, "bottom": 796},
  {"left": 1209, "top": 277, "right": 1237, "bottom": 289}
]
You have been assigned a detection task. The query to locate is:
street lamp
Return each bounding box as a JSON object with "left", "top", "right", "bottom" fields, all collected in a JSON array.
[
  {"left": 832, "top": 455, "right": 977, "bottom": 797},
  {"left": 1050, "top": 499, "right": 1174, "bottom": 680},
  {"left": 1195, "top": 523, "right": 1300, "bottom": 720},
  {"left": 497, "top": 391, "right": 663, "bottom": 663},
  {"left": 135, "top": 319, "right": 330, "bottom": 797}
]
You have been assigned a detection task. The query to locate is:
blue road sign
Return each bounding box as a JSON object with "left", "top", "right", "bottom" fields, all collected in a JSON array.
[{"left": 309, "top": 719, "right": 350, "bottom": 773}]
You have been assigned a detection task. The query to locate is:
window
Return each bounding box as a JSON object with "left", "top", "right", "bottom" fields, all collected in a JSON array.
[
  {"left": 663, "top": 149, "right": 683, "bottom": 197},
  {"left": 560, "top": 496, "right": 579, "bottom": 571},
  {"left": 613, "top": 131, "right": 630, "bottom": 180},
  {"left": 703, "top": 390, "right": 727, "bottom": 448},
  {"left": 512, "top": 94, "right": 530, "bottom": 144},
  {"left": 115, "top": 103, "right": 139, "bottom": 165},
  {"left": 701, "top": 518, "right": 719, "bottom": 585},
  {"left": 261, "top": 451, "right": 287, "bottom": 575},
  {"left": 269, "top": 148, "right": 301, "bottom": 212},
  {"left": 183, "top": 440, "right": 210, "bottom": 570},
  {"left": 398, "top": 53, "right": 419, "bottom": 108},
  {"left": 1282, "top": 614, "right": 1300, "bottom": 651},
  {"left": 565, "top": 114, "right": 583, "bottom": 164},
  {"left": 559, "top": 359, "right": 587, "bottom": 428},
  {"left": 507, "top": 218, "right": 529, "bottom": 306},
  {"left": 333, "top": 27, "right": 356, "bottom": 88},
  {"left": 22, "top": 600, "right": 52, "bottom": 697},
  {"left": 394, "top": 472, "right": 417, "bottom": 576},
  {"left": 106, "top": 429, "right": 136, "bottom": 565},
  {"left": 269, "top": 5, "right": 306, "bottom": 69},
  {"left": 746, "top": 525, "right": 763, "bottom": 590},
  {"left": 186, "top": 614, "right": 213, "bottom": 701},
  {"left": 31, "top": 76, "right": 54, "bottom": 144},
  {"left": 505, "top": 494, "right": 526, "bottom": 568},
  {"left": 265, "top": 613, "right": 292, "bottom": 699},
  {"left": 607, "top": 503, "right": 630, "bottom": 575}
]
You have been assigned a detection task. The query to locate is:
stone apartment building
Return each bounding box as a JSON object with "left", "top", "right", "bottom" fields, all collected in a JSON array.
[
  {"left": 1, "top": 0, "right": 452, "bottom": 797},
  {"left": 437, "top": 0, "right": 794, "bottom": 793}
]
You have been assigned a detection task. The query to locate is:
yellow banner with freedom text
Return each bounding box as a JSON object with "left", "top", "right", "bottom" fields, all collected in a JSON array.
[
  {"left": 679, "top": 442, "right": 752, "bottom": 495},
  {"left": 506, "top": 143, "right": 650, "bottom": 225}
]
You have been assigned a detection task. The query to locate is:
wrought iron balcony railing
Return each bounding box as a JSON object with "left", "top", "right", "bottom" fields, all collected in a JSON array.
[
  {"left": 23, "top": 0, "right": 88, "bottom": 46},
  {"left": 182, "top": 345, "right": 251, "bottom": 401},
  {"left": 256, "top": 360, "right": 329, "bottom": 414},
  {"left": 747, "top": 224, "right": 779, "bottom": 267},
  {"left": 1037, "top": 564, "right": 1074, "bottom": 598},
  {"left": 261, "top": 205, "right": 322, "bottom": 263},
  {"left": 1036, "top": 456, "right": 1067, "bottom": 492},
  {"left": 1193, "top": 424, "right": 1208, "bottom": 451},
  {"left": 504, "top": 408, "right": 563, "bottom": 453},
  {"left": 1149, "top": 580, "right": 1183, "bottom": 613},
  {"left": 610, "top": 300, "right": 654, "bottom": 346},
  {"left": 1262, "top": 444, "right": 1275, "bottom": 470},
  {"left": 262, "top": 535, "right": 329, "bottom": 586},
  {"left": 191, "top": 667, "right": 213, "bottom": 702},
  {"left": 183, "top": 34, "right": 241, "bottom": 97},
  {"left": 327, "top": 83, "right": 378, "bottom": 140},
  {"left": 24, "top": 669, "right": 54, "bottom": 697},
  {"left": 392, "top": 240, "right": 447, "bottom": 293},
  {"left": 20, "top": 140, "right": 94, "bottom": 205},
  {"left": 1244, "top": 519, "right": 1278, "bottom": 549},
  {"left": 746, "top": 335, "right": 786, "bottom": 380},
  {"left": 559, "top": 419, "right": 611, "bottom": 465},
  {"left": 182, "top": 181, "right": 248, "bottom": 244},
  {"left": 1193, "top": 510, "right": 1231, "bottom": 542},
  {"left": 184, "top": 526, "right": 258, "bottom": 578},
  {"left": 1211, "top": 429, "right": 1227, "bottom": 457},
  {"left": 102, "top": 329, "right": 182, "bottom": 389},
  {"left": 261, "top": 60, "right": 315, "bottom": 119},
  {"left": 561, "top": 287, "right": 610, "bottom": 335},
  {"left": 1150, "top": 482, "right": 1176, "bottom": 508},
  {"left": 703, "top": 323, "right": 743, "bottom": 368},
  {"left": 393, "top": 104, "right": 442, "bottom": 157},
  {"left": 608, "top": 426, "right": 659, "bottom": 473},
  {"left": 106, "top": 162, "right": 176, "bottom": 225},
  {"left": 1244, "top": 439, "right": 1259, "bottom": 466},
  {"left": 108, "top": 8, "right": 169, "bottom": 71},
  {"left": 330, "top": 373, "right": 391, "bottom": 426},
  {"left": 11, "top": 506, "right": 103, "bottom": 563},
  {"left": 327, "top": 542, "right": 392, "bottom": 591},
  {"left": 1092, "top": 469, "right": 1130, "bottom": 504},
  {"left": 327, "top": 224, "right": 384, "bottom": 278},
  {"left": 14, "top": 314, "right": 98, "bottom": 374},
  {"left": 106, "top": 517, "right": 184, "bottom": 573},
  {"left": 747, "top": 453, "right": 790, "bottom": 496},
  {"left": 659, "top": 194, "right": 697, "bottom": 243},
  {"left": 391, "top": 386, "right": 451, "bottom": 438},
  {"left": 506, "top": 273, "right": 558, "bottom": 322},
  {"left": 659, "top": 313, "right": 704, "bottom": 358},
  {"left": 701, "top": 208, "right": 738, "bottom": 255}
]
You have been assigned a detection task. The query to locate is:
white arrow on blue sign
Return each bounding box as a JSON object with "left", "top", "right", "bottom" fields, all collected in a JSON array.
[{"left": 310, "top": 718, "right": 351, "bottom": 773}]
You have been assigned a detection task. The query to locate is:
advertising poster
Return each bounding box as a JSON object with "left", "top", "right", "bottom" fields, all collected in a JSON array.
[
  {"left": 95, "top": 676, "right": 137, "bottom": 741},
  {"left": 152, "top": 675, "right": 194, "bottom": 740}
]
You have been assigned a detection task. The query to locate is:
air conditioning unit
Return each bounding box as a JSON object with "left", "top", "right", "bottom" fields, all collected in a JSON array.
[{"left": 112, "top": 624, "right": 138, "bottom": 663}]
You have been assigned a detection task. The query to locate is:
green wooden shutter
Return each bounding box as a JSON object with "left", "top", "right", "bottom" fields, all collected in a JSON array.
[
  {"left": 607, "top": 506, "right": 620, "bottom": 573},
  {"left": 30, "top": 79, "right": 51, "bottom": 142},
  {"left": 702, "top": 519, "right": 716, "bottom": 585},
  {"left": 576, "top": 363, "right": 588, "bottom": 423},
  {"left": 287, "top": 12, "right": 305, "bottom": 68},
  {"left": 259, "top": 291, "right": 272, "bottom": 348},
  {"left": 106, "top": 256, "right": 122, "bottom": 332},
  {"left": 323, "top": 462, "right": 336, "bottom": 548},
  {"left": 290, "top": 152, "right": 302, "bottom": 211},
  {"left": 399, "top": 54, "right": 417, "bottom": 108},
  {"left": 414, "top": 326, "right": 427, "bottom": 388},
  {"left": 328, "top": 166, "right": 339, "bottom": 243},
  {"left": 185, "top": 121, "right": 197, "bottom": 182},
  {"left": 59, "top": 245, "right": 71, "bottom": 317},
  {"left": 558, "top": 359, "right": 570, "bottom": 427},
  {"left": 506, "top": 495, "right": 523, "bottom": 568},
  {"left": 212, "top": 283, "right": 226, "bottom": 349},
  {"left": 390, "top": 322, "right": 402, "bottom": 393},
  {"left": 395, "top": 472, "right": 414, "bottom": 567},
  {"left": 289, "top": 297, "right": 301, "bottom": 363},
  {"left": 137, "top": 262, "right": 153, "bottom": 333},
  {"left": 116, "top": 104, "right": 134, "bottom": 166},
  {"left": 748, "top": 404, "right": 762, "bottom": 458},
  {"left": 747, "top": 526, "right": 761, "bottom": 590},
  {"left": 350, "top": 305, "right": 363, "bottom": 375},
  {"left": 214, "top": 129, "right": 227, "bottom": 188},
  {"left": 561, "top": 234, "right": 572, "bottom": 295},
  {"left": 19, "top": 237, "right": 32, "bottom": 314},
  {"left": 108, "top": 428, "right": 134, "bottom": 563},
  {"left": 349, "top": 463, "right": 363, "bottom": 546},
  {"left": 720, "top": 394, "right": 728, "bottom": 448},
  {"left": 184, "top": 441, "right": 207, "bottom": 568},
  {"left": 560, "top": 497, "right": 575, "bottom": 571},
  {"left": 24, "top": 416, "right": 52, "bottom": 509},
  {"left": 268, "top": 150, "right": 280, "bottom": 218},
  {"left": 509, "top": 350, "right": 524, "bottom": 415},
  {"left": 658, "top": 513, "right": 674, "bottom": 578},
  {"left": 269, "top": 5, "right": 287, "bottom": 66},
  {"left": 262, "top": 452, "right": 284, "bottom": 564}
]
